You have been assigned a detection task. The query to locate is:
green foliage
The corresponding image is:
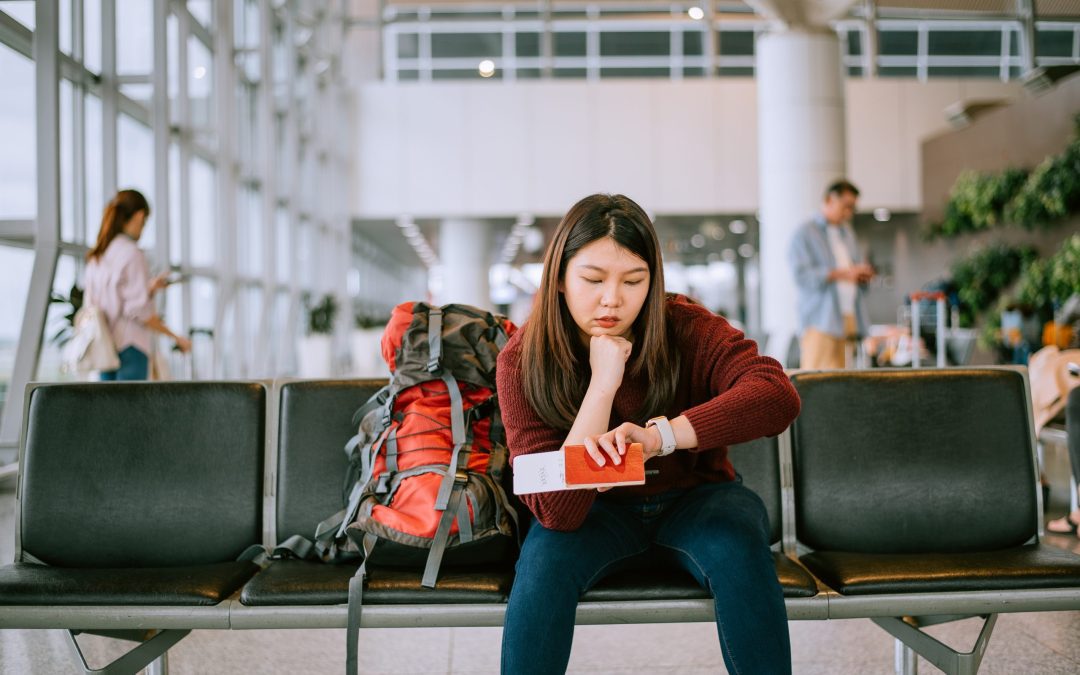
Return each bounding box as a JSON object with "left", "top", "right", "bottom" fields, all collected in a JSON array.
[
  {"left": 47, "top": 282, "right": 84, "bottom": 346},
  {"left": 927, "top": 113, "right": 1080, "bottom": 239},
  {"left": 306, "top": 294, "right": 339, "bottom": 335},
  {"left": 1004, "top": 140, "right": 1080, "bottom": 229},
  {"left": 979, "top": 306, "right": 1003, "bottom": 351},
  {"left": 354, "top": 313, "right": 389, "bottom": 330},
  {"left": 925, "top": 169, "right": 1028, "bottom": 239},
  {"left": 1015, "top": 234, "right": 1080, "bottom": 315},
  {"left": 949, "top": 243, "right": 1037, "bottom": 327}
]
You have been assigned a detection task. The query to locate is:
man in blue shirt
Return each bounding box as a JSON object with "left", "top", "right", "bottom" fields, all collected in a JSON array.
[{"left": 789, "top": 180, "right": 875, "bottom": 369}]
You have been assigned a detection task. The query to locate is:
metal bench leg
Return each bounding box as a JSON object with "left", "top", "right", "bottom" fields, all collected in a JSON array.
[
  {"left": 146, "top": 653, "right": 169, "bottom": 675},
  {"left": 874, "top": 614, "right": 997, "bottom": 675},
  {"left": 895, "top": 639, "right": 918, "bottom": 675},
  {"left": 67, "top": 629, "right": 189, "bottom": 675}
]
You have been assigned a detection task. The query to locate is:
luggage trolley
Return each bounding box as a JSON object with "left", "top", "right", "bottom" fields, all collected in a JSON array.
[
  {"left": 189, "top": 327, "right": 214, "bottom": 380},
  {"left": 173, "top": 327, "right": 215, "bottom": 380},
  {"left": 908, "top": 291, "right": 947, "bottom": 368}
]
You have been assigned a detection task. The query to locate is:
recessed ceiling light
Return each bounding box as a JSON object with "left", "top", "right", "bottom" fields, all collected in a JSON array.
[
  {"left": 874, "top": 208, "right": 892, "bottom": 222},
  {"left": 729, "top": 219, "right": 748, "bottom": 235},
  {"left": 738, "top": 243, "right": 755, "bottom": 258},
  {"left": 688, "top": 7, "right": 704, "bottom": 20},
  {"left": 479, "top": 60, "right": 496, "bottom": 77}
]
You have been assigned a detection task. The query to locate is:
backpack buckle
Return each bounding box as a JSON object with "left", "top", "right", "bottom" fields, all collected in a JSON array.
[
  {"left": 455, "top": 470, "right": 469, "bottom": 484},
  {"left": 376, "top": 474, "right": 392, "bottom": 494}
]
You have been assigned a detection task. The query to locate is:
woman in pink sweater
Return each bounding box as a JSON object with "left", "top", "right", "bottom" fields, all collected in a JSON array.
[
  {"left": 497, "top": 194, "right": 800, "bottom": 674},
  {"left": 84, "top": 190, "right": 190, "bottom": 380}
]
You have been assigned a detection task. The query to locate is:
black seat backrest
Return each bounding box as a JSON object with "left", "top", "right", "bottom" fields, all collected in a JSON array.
[
  {"left": 276, "top": 379, "right": 388, "bottom": 542},
  {"left": 728, "top": 435, "right": 782, "bottom": 545},
  {"left": 20, "top": 382, "right": 265, "bottom": 567},
  {"left": 790, "top": 368, "right": 1037, "bottom": 554}
]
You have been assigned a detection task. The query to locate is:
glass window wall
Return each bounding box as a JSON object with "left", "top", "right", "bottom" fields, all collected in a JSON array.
[{"left": 0, "top": 1, "right": 353, "bottom": 458}]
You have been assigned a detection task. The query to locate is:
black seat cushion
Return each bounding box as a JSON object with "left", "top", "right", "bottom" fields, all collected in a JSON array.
[
  {"left": 583, "top": 553, "right": 817, "bottom": 601},
  {"left": 20, "top": 382, "right": 265, "bottom": 567},
  {"left": 240, "top": 552, "right": 817, "bottom": 606},
  {"left": 790, "top": 369, "right": 1037, "bottom": 554},
  {"left": 801, "top": 544, "right": 1080, "bottom": 595},
  {"left": 276, "top": 380, "right": 388, "bottom": 542},
  {"left": 0, "top": 561, "right": 258, "bottom": 606},
  {"left": 240, "top": 560, "right": 513, "bottom": 606}
]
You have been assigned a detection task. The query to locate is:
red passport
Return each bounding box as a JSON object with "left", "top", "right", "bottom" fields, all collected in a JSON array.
[{"left": 563, "top": 442, "right": 646, "bottom": 489}]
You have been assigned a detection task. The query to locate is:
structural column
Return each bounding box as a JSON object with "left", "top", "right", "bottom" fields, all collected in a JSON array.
[
  {"left": 0, "top": 1, "right": 60, "bottom": 453},
  {"left": 437, "top": 219, "right": 492, "bottom": 310},
  {"left": 756, "top": 28, "right": 847, "bottom": 362}
]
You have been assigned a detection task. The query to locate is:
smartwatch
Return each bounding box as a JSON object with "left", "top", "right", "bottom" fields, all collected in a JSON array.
[{"left": 645, "top": 416, "right": 677, "bottom": 457}]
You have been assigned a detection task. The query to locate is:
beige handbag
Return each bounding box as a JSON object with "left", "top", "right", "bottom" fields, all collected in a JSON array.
[
  {"left": 1029, "top": 346, "right": 1080, "bottom": 434},
  {"left": 63, "top": 305, "right": 120, "bottom": 374}
]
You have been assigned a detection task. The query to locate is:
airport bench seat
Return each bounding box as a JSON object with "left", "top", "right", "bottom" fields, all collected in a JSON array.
[{"left": 3, "top": 368, "right": 1080, "bottom": 675}]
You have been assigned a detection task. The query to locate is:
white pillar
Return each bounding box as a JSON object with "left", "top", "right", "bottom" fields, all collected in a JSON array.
[
  {"left": 757, "top": 29, "right": 847, "bottom": 362},
  {"left": 437, "top": 219, "right": 492, "bottom": 310}
]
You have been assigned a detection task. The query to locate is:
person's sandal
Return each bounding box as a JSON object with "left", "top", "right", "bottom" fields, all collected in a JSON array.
[{"left": 1047, "top": 513, "right": 1080, "bottom": 535}]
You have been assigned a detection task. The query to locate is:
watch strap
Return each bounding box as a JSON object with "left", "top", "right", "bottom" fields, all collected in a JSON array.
[{"left": 647, "top": 416, "right": 677, "bottom": 456}]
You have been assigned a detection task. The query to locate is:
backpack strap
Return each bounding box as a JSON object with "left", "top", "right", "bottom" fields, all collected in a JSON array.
[
  {"left": 422, "top": 480, "right": 467, "bottom": 588},
  {"left": 455, "top": 489, "right": 473, "bottom": 543},
  {"left": 346, "top": 532, "right": 378, "bottom": 675},
  {"left": 426, "top": 306, "right": 444, "bottom": 373},
  {"left": 336, "top": 480, "right": 367, "bottom": 539},
  {"left": 384, "top": 426, "right": 400, "bottom": 474},
  {"left": 270, "top": 533, "right": 315, "bottom": 560},
  {"left": 350, "top": 383, "right": 394, "bottom": 428},
  {"left": 434, "top": 372, "right": 467, "bottom": 510}
]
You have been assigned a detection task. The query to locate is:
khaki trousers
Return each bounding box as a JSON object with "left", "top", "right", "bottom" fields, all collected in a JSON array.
[{"left": 801, "top": 315, "right": 857, "bottom": 370}]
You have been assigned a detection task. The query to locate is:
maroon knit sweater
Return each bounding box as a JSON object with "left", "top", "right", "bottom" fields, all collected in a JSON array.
[{"left": 496, "top": 295, "right": 801, "bottom": 532}]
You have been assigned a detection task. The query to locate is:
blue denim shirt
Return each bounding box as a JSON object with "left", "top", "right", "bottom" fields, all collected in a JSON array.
[{"left": 788, "top": 214, "right": 870, "bottom": 337}]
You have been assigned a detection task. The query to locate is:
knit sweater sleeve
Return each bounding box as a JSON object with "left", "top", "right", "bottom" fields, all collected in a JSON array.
[
  {"left": 676, "top": 303, "right": 801, "bottom": 450},
  {"left": 496, "top": 332, "right": 596, "bottom": 532}
]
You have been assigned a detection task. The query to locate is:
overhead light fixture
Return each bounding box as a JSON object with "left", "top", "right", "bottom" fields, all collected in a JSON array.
[
  {"left": 729, "top": 219, "right": 748, "bottom": 235},
  {"left": 688, "top": 6, "right": 705, "bottom": 20},
  {"left": 873, "top": 208, "right": 891, "bottom": 222},
  {"left": 943, "top": 99, "right": 1006, "bottom": 129},
  {"left": 721, "top": 249, "right": 737, "bottom": 263},
  {"left": 478, "top": 60, "right": 496, "bottom": 78},
  {"left": 193, "top": 66, "right": 207, "bottom": 79},
  {"left": 738, "top": 244, "right": 755, "bottom": 258},
  {"left": 700, "top": 220, "right": 724, "bottom": 240},
  {"left": 523, "top": 227, "right": 544, "bottom": 253},
  {"left": 1021, "top": 65, "right": 1080, "bottom": 97},
  {"left": 690, "top": 234, "right": 706, "bottom": 249}
]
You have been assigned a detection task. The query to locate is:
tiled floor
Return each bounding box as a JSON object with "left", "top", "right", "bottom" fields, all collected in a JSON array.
[{"left": 2, "top": 482, "right": 1079, "bottom": 674}]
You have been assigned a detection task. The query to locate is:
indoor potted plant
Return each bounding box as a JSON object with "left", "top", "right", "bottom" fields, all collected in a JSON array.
[
  {"left": 351, "top": 312, "right": 390, "bottom": 378},
  {"left": 298, "top": 293, "right": 338, "bottom": 377}
]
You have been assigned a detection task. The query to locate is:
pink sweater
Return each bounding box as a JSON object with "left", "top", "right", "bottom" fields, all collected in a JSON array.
[
  {"left": 84, "top": 234, "right": 155, "bottom": 355},
  {"left": 496, "top": 296, "right": 801, "bottom": 531}
]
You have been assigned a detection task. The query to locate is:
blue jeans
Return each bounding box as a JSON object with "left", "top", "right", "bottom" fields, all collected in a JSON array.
[
  {"left": 501, "top": 481, "right": 791, "bottom": 675},
  {"left": 99, "top": 346, "right": 149, "bottom": 381}
]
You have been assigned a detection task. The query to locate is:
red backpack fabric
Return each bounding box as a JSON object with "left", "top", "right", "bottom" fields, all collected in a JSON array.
[{"left": 313, "top": 302, "right": 519, "bottom": 584}]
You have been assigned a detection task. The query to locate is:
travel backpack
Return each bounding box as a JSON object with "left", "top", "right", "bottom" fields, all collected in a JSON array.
[{"left": 300, "top": 302, "right": 519, "bottom": 674}]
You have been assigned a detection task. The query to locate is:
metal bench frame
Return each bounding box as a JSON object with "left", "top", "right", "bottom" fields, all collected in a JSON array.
[{"left": 3, "top": 368, "right": 1079, "bottom": 675}]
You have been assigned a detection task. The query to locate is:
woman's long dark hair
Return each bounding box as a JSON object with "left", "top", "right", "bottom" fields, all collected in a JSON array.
[
  {"left": 520, "top": 193, "right": 678, "bottom": 430},
  {"left": 87, "top": 189, "right": 150, "bottom": 261}
]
